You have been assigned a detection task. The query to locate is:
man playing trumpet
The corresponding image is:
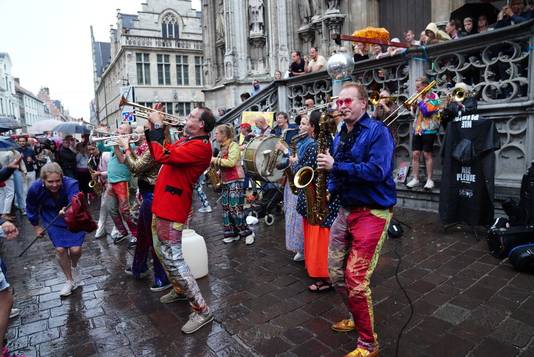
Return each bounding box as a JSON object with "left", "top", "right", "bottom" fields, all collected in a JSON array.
[{"left": 145, "top": 105, "right": 216, "bottom": 334}]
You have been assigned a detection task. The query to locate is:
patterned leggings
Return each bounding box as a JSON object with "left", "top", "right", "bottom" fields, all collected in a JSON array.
[
  {"left": 152, "top": 216, "right": 209, "bottom": 313},
  {"left": 194, "top": 174, "right": 210, "bottom": 208},
  {"left": 328, "top": 207, "right": 392, "bottom": 351},
  {"left": 220, "top": 181, "right": 251, "bottom": 238}
]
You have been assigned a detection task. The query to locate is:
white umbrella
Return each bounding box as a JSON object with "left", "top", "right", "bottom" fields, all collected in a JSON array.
[{"left": 27, "top": 119, "right": 64, "bottom": 134}]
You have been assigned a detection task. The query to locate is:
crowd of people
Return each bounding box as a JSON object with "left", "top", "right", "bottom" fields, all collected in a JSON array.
[{"left": 0, "top": 78, "right": 402, "bottom": 357}]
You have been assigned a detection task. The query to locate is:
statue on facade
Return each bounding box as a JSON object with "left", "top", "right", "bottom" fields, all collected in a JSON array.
[
  {"left": 249, "top": 0, "right": 264, "bottom": 35},
  {"left": 298, "top": 1, "right": 313, "bottom": 26},
  {"left": 310, "top": 0, "right": 322, "bottom": 16},
  {"left": 216, "top": 0, "right": 225, "bottom": 42},
  {"left": 327, "top": 0, "right": 340, "bottom": 11}
]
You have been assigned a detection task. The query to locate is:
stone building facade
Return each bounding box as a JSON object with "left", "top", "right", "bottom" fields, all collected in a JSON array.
[
  {"left": 92, "top": 0, "right": 204, "bottom": 129},
  {"left": 0, "top": 53, "right": 20, "bottom": 122},
  {"left": 201, "top": 0, "right": 504, "bottom": 112},
  {"left": 15, "top": 79, "right": 53, "bottom": 132}
]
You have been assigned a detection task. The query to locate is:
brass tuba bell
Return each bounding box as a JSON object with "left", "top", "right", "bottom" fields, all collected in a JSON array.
[{"left": 451, "top": 87, "right": 466, "bottom": 102}]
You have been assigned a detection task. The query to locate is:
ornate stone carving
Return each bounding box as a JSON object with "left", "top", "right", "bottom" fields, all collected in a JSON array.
[{"left": 249, "top": 0, "right": 264, "bottom": 36}]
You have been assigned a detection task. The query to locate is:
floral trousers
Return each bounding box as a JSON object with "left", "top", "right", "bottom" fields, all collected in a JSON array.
[
  {"left": 328, "top": 207, "right": 392, "bottom": 351},
  {"left": 220, "top": 180, "right": 251, "bottom": 239}
]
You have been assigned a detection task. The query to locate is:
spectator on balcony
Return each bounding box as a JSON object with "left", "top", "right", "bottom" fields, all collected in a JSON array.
[
  {"left": 251, "top": 79, "right": 261, "bottom": 96},
  {"left": 353, "top": 42, "right": 369, "bottom": 62},
  {"left": 495, "top": 0, "right": 533, "bottom": 28},
  {"left": 477, "top": 14, "right": 491, "bottom": 33},
  {"left": 240, "top": 92, "right": 251, "bottom": 102},
  {"left": 446, "top": 19, "right": 461, "bottom": 39},
  {"left": 424, "top": 22, "right": 451, "bottom": 44},
  {"left": 274, "top": 70, "right": 282, "bottom": 80},
  {"left": 404, "top": 29, "right": 420, "bottom": 46},
  {"left": 419, "top": 30, "right": 429, "bottom": 45},
  {"left": 305, "top": 47, "right": 327, "bottom": 73},
  {"left": 289, "top": 51, "right": 306, "bottom": 77},
  {"left": 378, "top": 38, "right": 404, "bottom": 58},
  {"left": 369, "top": 44, "right": 384, "bottom": 59},
  {"left": 461, "top": 17, "right": 476, "bottom": 36}
]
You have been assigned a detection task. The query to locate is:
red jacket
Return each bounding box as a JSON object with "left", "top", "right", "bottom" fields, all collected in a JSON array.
[{"left": 147, "top": 129, "right": 212, "bottom": 223}]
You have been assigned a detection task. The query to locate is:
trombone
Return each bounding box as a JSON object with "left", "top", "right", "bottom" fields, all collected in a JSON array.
[
  {"left": 293, "top": 96, "right": 339, "bottom": 115},
  {"left": 91, "top": 133, "right": 141, "bottom": 147},
  {"left": 119, "top": 97, "right": 185, "bottom": 127},
  {"left": 368, "top": 91, "right": 406, "bottom": 106},
  {"left": 382, "top": 80, "right": 438, "bottom": 127}
]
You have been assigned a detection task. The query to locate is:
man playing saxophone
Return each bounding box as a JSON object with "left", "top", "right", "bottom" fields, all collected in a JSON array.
[{"left": 317, "top": 82, "right": 396, "bottom": 357}]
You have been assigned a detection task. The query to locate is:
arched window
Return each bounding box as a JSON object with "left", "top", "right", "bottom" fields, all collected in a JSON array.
[{"left": 161, "top": 13, "right": 179, "bottom": 39}]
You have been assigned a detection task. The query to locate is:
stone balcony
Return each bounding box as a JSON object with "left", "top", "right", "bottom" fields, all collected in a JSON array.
[
  {"left": 218, "top": 19, "right": 534, "bottom": 213},
  {"left": 120, "top": 35, "right": 203, "bottom": 52}
]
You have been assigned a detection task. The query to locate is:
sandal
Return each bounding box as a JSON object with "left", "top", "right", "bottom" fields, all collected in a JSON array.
[{"left": 308, "top": 280, "right": 333, "bottom": 293}]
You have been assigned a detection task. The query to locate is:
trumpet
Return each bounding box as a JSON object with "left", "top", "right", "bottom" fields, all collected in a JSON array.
[
  {"left": 91, "top": 133, "right": 141, "bottom": 147},
  {"left": 293, "top": 96, "right": 339, "bottom": 115},
  {"left": 119, "top": 97, "right": 185, "bottom": 127}
]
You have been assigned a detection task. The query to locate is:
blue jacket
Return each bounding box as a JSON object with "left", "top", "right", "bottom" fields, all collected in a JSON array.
[{"left": 328, "top": 114, "right": 396, "bottom": 209}]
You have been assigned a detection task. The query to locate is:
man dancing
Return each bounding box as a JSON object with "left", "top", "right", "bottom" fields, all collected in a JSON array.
[
  {"left": 317, "top": 82, "right": 396, "bottom": 357},
  {"left": 145, "top": 106, "right": 215, "bottom": 334}
]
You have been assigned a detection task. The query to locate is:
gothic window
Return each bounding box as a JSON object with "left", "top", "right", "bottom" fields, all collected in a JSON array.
[
  {"left": 136, "top": 53, "right": 151, "bottom": 85},
  {"left": 194, "top": 56, "right": 204, "bottom": 86},
  {"left": 176, "top": 55, "right": 189, "bottom": 86},
  {"left": 157, "top": 54, "right": 171, "bottom": 85},
  {"left": 162, "top": 13, "right": 179, "bottom": 39}
]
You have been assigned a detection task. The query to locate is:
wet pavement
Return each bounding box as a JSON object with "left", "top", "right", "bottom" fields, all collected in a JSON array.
[{"left": 2, "top": 192, "right": 534, "bottom": 357}]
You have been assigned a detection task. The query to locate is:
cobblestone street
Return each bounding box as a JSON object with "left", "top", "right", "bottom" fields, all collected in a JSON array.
[{"left": 2, "top": 194, "right": 534, "bottom": 357}]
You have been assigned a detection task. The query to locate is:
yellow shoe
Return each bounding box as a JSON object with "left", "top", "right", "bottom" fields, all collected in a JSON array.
[
  {"left": 331, "top": 318, "right": 355, "bottom": 332},
  {"left": 344, "top": 347, "right": 379, "bottom": 357}
]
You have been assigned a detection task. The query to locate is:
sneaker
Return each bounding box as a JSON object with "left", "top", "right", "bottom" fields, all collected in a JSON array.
[
  {"left": 245, "top": 232, "right": 255, "bottom": 245},
  {"left": 94, "top": 227, "right": 107, "bottom": 239},
  {"left": 127, "top": 237, "right": 137, "bottom": 249},
  {"left": 124, "top": 267, "right": 149, "bottom": 279},
  {"left": 222, "top": 236, "right": 240, "bottom": 244},
  {"left": 113, "top": 234, "right": 128, "bottom": 244},
  {"left": 181, "top": 311, "right": 214, "bottom": 334},
  {"left": 198, "top": 206, "right": 213, "bottom": 213},
  {"left": 59, "top": 281, "right": 74, "bottom": 297},
  {"left": 331, "top": 318, "right": 355, "bottom": 332},
  {"left": 424, "top": 179, "right": 435, "bottom": 190},
  {"left": 344, "top": 347, "right": 379, "bottom": 357},
  {"left": 406, "top": 178, "right": 420, "bottom": 188},
  {"left": 293, "top": 252, "right": 304, "bottom": 262},
  {"left": 160, "top": 289, "right": 188, "bottom": 304},
  {"left": 150, "top": 282, "right": 172, "bottom": 292},
  {"left": 9, "top": 308, "right": 20, "bottom": 319}
]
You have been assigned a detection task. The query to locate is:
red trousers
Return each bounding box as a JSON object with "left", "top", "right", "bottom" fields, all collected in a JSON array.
[
  {"left": 107, "top": 181, "right": 137, "bottom": 237},
  {"left": 328, "top": 207, "right": 392, "bottom": 351}
]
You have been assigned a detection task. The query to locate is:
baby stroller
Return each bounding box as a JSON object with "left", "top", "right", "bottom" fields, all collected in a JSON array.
[{"left": 246, "top": 182, "right": 284, "bottom": 225}]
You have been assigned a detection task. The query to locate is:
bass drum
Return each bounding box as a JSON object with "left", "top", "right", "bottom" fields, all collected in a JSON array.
[{"left": 243, "top": 136, "right": 285, "bottom": 182}]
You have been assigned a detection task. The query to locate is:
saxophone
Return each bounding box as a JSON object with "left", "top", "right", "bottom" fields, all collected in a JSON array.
[
  {"left": 293, "top": 112, "right": 334, "bottom": 225},
  {"left": 205, "top": 163, "right": 222, "bottom": 192},
  {"left": 286, "top": 132, "right": 307, "bottom": 195},
  {"left": 88, "top": 167, "right": 104, "bottom": 195}
]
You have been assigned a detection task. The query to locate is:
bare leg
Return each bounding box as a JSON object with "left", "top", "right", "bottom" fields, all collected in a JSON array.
[
  {"left": 423, "top": 151, "right": 433, "bottom": 181},
  {"left": 68, "top": 247, "right": 82, "bottom": 268},
  {"left": 411, "top": 150, "right": 421, "bottom": 180},
  {"left": 56, "top": 247, "right": 72, "bottom": 281},
  {"left": 0, "top": 289, "right": 13, "bottom": 348}
]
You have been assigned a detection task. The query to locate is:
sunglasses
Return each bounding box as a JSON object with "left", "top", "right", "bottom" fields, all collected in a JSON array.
[{"left": 336, "top": 98, "right": 353, "bottom": 108}]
